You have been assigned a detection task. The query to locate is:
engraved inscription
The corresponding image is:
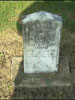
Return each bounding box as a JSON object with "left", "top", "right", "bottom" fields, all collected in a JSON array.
[
  {"left": 24, "top": 20, "right": 57, "bottom": 49},
  {"left": 23, "top": 20, "right": 57, "bottom": 57}
]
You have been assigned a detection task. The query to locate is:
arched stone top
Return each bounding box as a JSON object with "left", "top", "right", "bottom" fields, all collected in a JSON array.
[{"left": 22, "top": 11, "right": 62, "bottom": 24}]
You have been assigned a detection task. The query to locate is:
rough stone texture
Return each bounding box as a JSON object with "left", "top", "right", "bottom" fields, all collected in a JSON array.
[
  {"left": 11, "top": 56, "right": 72, "bottom": 99},
  {"left": 22, "top": 11, "right": 63, "bottom": 73}
]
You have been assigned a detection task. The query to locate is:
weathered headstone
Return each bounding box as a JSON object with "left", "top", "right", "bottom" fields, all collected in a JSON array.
[
  {"left": 11, "top": 11, "right": 71, "bottom": 99},
  {"left": 22, "top": 11, "right": 62, "bottom": 73}
]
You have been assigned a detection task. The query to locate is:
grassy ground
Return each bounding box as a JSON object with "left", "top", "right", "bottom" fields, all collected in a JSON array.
[
  {"left": 0, "top": 1, "right": 75, "bottom": 99},
  {"left": 0, "top": 1, "right": 75, "bottom": 33}
]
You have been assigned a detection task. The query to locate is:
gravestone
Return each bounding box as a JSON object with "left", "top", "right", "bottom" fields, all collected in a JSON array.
[
  {"left": 11, "top": 11, "right": 71, "bottom": 99},
  {"left": 22, "top": 11, "right": 62, "bottom": 73}
]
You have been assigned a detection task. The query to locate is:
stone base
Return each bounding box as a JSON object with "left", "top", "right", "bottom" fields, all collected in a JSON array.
[
  {"left": 11, "top": 56, "right": 71, "bottom": 87},
  {"left": 11, "top": 56, "right": 72, "bottom": 99}
]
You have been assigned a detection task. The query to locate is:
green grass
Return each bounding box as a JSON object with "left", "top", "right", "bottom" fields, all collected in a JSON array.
[
  {"left": 0, "top": 1, "right": 34, "bottom": 32},
  {"left": 0, "top": 1, "right": 75, "bottom": 34}
]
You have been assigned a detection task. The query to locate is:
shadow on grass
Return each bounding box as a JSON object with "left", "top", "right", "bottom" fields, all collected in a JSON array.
[{"left": 16, "top": 1, "right": 75, "bottom": 36}]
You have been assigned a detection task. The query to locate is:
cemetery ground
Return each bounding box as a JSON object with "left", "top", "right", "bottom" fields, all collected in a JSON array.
[{"left": 0, "top": 1, "right": 75, "bottom": 99}]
